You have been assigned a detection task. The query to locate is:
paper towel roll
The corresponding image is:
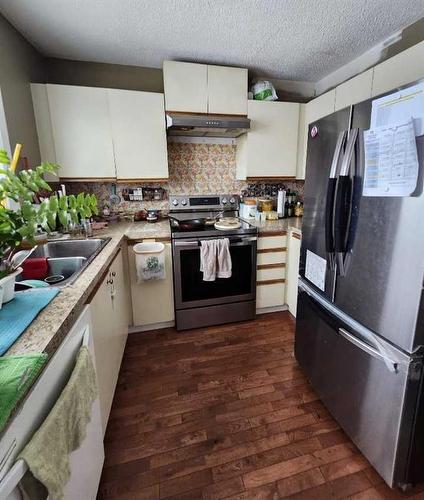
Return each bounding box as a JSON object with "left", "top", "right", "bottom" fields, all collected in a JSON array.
[{"left": 277, "top": 190, "right": 286, "bottom": 218}]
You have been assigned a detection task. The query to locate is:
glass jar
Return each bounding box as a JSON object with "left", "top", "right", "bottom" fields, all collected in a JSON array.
[
  {"left": 244, "top": 198, "right": 257, "bottom": 219},
  {"left": 258, "top": 198, "right": 273, "bottom": 212}
]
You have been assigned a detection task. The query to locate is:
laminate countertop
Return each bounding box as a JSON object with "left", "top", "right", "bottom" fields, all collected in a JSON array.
[
  {"left": 249, "top": 217, "right": 303, "bottom": 234},
  {"left": 5, "top": 217, "right": 302, "bottom": 357},
  {"left": 4, "top": 220, "right": 173, "bottom": 359},
  {"left": 1, "top": 217, "right": 302, "bottom": 433}
]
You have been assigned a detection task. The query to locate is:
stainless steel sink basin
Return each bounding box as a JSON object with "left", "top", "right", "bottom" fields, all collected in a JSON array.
[
  {"left": 46, "top": 257, "right": 87, "bottom": 286},
  {"left": 32, "top": 238, "right": 106, "bottom": 259},
  {"left": 18, "top": 237, "right": 110, "bottom": 287}
]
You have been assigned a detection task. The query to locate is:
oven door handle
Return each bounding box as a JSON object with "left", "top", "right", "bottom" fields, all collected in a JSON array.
[{"left": 174, "top": 236, "right": 257, "bottom": 247}]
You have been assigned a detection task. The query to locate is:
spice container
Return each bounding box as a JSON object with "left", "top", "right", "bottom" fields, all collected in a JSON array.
[
  {"left": 295, "top": 201, "right": 304, "bottom": 217},
  {"left": 243, "top": 198, "right": 257, "bottom": 219},
  {"left": 258, "top": 198, "right": 273, "bottom": 213}
]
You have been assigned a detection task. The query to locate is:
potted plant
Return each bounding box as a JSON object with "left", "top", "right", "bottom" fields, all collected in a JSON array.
[{"left": 0, "top": 148, "right": 98, "bottom": 304}]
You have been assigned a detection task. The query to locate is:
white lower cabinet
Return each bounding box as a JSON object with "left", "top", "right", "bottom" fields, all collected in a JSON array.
[
  {"left": 256, "top": 233, "right": 287, "bottom": 311},
  {"left": 128, "top": 241, "right": 175, "bottom": 328},
  {"left": 285, "top": 229, "right": 302, "bottom": 317},
  {"left": 90, "top": 248, "right": 129, "bottom": 434}
]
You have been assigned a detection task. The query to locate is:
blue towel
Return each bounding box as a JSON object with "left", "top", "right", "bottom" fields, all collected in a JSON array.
[{"left": 0, "top": 289, "right": 59, "bottom": 356}]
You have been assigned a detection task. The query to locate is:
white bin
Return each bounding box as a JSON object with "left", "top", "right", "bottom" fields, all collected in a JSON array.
[{"left": 133, "top": 242, "right": 166, "bottom": 282}]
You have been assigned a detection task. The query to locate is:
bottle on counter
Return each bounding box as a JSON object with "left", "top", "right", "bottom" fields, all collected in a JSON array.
[
  {"left": 287, "top": 199, "right": 294, "bottom": 218},
  {"left": 284, "top": 198, "right": 290, "bottom": 218},
  {"left": 294, "top": 201, "right": 303, "bottom": 217}
]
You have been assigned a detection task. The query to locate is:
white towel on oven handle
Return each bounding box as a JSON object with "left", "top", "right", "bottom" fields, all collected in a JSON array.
[
  {"left": 216, "top": 238, "right": 232, "bottom": 279},
  {"left": 200, "top": 239, "right": 217, "bottom": 281}
]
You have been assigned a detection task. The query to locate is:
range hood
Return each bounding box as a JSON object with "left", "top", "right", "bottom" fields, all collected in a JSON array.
[{"left": 166, "top": 113, "right": 250, "bottom": 138}]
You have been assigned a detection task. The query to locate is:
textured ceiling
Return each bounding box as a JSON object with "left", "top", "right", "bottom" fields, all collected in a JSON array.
[{"left": 1, "top": 0, "right": 424, "bottom": 81}]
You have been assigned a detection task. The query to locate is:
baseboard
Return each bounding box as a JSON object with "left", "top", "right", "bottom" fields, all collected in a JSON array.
[
  {"left": 128, "top": 306, "right": 289, "bottom": 332},
  {"left": 129, "top": 321, "right": 175, "bottom": 333},
  {"left": 256, "top": 305, "right": 288, "bottom": 315}
]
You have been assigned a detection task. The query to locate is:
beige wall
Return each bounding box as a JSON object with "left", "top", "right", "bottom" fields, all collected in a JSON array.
[
  {"left": 45, "top": 58, "right": 163, "bottom": 93},
  {"left": 0, "top": 14, "right": 44, "bottom": 165}
]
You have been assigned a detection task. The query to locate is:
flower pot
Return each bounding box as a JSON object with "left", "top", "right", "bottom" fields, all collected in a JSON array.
[{"left": 0, "top": 267, "right": 23, "bottom": 307}]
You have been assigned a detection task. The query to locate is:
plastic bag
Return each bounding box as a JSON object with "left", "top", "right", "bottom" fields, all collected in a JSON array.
[
  {"left": 133, "top": 242, "right": 166, "bottom": 282},
  {"left": 251, "top": 80, "right": 278, "bottom": 101}
]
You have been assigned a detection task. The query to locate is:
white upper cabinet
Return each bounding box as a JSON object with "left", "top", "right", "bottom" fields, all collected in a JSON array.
[
  {"left": 163, "top": 61, "right": 247, "bottom": 115},
  {"left": 107, "top": 89, "right": 168, "bottom": 180},
  {"left": 207, "top": 65, "right": 248, "bottom": 115},
  {"left": 372, "top": 41, "right": 424, "bottom": 97},
  {"left": 47, "top": 84, "right": 116, "bottom": 179},
  {"left": 237, "top": 100, "right": 299, "bottom": 179},
  {"left": 31, "top": 84, "right": 56, "bottom": 163},
  {"left": 305, "top": 88, "right": 336, "bottom": 124},
  {"left": 296, "top": 89, "right": 336, "bottom": 180},
  {"left": 335, "top": 69, "right": 374, "bottom": 111},
  {"left": 296, "top": 104, "right": 307, "bottom": 180},
  {"left": 163, "top": 61, "right": 208, "bottom": 113},
  {"left": 31, "top": 84, "right": 57, "bottom": 182}
]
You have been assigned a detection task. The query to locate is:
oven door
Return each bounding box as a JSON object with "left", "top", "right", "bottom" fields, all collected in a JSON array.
[{"left": 173, "top": 236, "right": 257, "bottom": 310}]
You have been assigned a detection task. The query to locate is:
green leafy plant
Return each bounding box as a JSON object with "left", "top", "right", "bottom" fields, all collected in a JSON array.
[{"left": 0, "top": 148, "right": 98, "bottom": 277}]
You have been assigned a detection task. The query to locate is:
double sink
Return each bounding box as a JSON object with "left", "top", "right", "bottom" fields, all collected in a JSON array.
[{"left": 24, "top": 238, "right": 111, "bottom": 287}]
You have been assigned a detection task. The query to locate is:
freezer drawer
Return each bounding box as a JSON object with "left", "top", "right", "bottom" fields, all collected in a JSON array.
[{"left": 295, "top": 286, "right": 424, "bottom": 488}]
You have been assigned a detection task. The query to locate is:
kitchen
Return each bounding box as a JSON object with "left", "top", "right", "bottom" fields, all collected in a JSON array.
[{"left": 0, "top": 2, "right": 424, "bottom": 499}]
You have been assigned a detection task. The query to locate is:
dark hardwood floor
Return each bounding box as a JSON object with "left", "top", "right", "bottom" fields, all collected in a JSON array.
[{"left": 97, "top": 312, "right": 424, "bottom": 499}]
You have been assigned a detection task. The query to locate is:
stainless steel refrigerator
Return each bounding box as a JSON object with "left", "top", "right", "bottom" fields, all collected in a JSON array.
[{"left": 295, "top": 80, "right": 424, "bottom": 490}]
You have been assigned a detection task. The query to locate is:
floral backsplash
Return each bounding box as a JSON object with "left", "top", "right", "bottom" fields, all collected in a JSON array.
[{"left": 60, "top": 142, "right": 304, "bottom": 213}]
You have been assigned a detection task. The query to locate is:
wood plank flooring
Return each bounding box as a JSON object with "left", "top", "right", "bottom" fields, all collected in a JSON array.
[{"left": 97, "top": 312, "right": 424, "bottom": 499}]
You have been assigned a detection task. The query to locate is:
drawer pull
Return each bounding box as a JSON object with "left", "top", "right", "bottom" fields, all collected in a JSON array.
[{"left": 257, "top": 279, "right": 285, "bottom": 286}]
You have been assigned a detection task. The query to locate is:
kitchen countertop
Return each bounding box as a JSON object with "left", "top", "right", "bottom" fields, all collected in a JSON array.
[
  {"left": 5, "top": 220, "right": 172, "bottom": 358},
  {"left": 1, "top": 216, "right": 302, "bottom": 433},
  {"left": 5, "top": 217, "right": 302, "bottom": 357},
  {"left": 249, "top": 217, "right": 302, "bottom": 233},
  {"left": 5, "top": 217, "right": 302, "bottom": 356}
]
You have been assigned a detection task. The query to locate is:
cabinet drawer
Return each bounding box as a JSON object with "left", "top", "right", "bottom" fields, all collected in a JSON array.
[
  {"left": 257, "top": 250, "right": 286, "bottom": 266},
  {"left": 257, "top": 234, "right": 287, "bottom": 250},
  {"left": 256, "top": 282, "right": 286, "bottom": 309},
  {"left": 257, "top": 264, "right": 285, "bottom": 282}
]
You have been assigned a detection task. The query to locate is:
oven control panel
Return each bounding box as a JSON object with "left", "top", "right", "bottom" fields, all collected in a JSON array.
[{"left": 169, "top": 194, "right": 239, "bottom": 211}]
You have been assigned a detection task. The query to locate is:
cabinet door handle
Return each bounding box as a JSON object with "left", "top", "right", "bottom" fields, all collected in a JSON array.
[
  {"left": 107, "top": 279, "right": 114, "bottom": 285},
  {"left": 111, "top": 271, "right": 116, "bottom": 277}
]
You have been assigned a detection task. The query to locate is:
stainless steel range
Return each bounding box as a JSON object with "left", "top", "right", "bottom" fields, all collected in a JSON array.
[{"left": 169, "top": 194, "right": 258, "bottom": 331}]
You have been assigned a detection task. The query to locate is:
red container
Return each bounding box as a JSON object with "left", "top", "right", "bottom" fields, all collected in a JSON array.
[{"left": 22, "top": 258, "right": 49, "bottom": 280}]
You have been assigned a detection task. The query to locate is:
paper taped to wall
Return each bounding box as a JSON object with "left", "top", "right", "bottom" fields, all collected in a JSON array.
[
  {"left": 370, "top": 82, "right": 424, "bottom": 136},
  {"left": 305, "top": 250, "right": 326, "bottom": 291},
  {"left": 363, "top": 119, "right": 419, "bottom": 197}
]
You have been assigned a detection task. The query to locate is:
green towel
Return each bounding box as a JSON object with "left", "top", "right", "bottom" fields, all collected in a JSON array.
[
  {"left": 19, "top": 346, "right": 98, "bottom": 500},
  {"left": 0, "top": 353, "right": 48, "bottom": 432}
]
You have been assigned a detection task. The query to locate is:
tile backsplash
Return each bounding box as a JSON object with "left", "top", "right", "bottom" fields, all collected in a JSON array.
[{"left": 61, "top": 142, "right": 304, "bottom": 213}]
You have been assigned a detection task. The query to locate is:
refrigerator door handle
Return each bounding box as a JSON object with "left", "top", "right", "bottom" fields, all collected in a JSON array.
[
  {"left": 339, "top": 328, "right": 398, "bottom": 373},
  {"left": 298, "top": 277, "right": 409, "bottom": 372},
  {"left": 325, "top": 130, "right": 347, "bottom": 271},
  {"left": 334, "top": 128, "right": 359, "bottom": 275}
]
